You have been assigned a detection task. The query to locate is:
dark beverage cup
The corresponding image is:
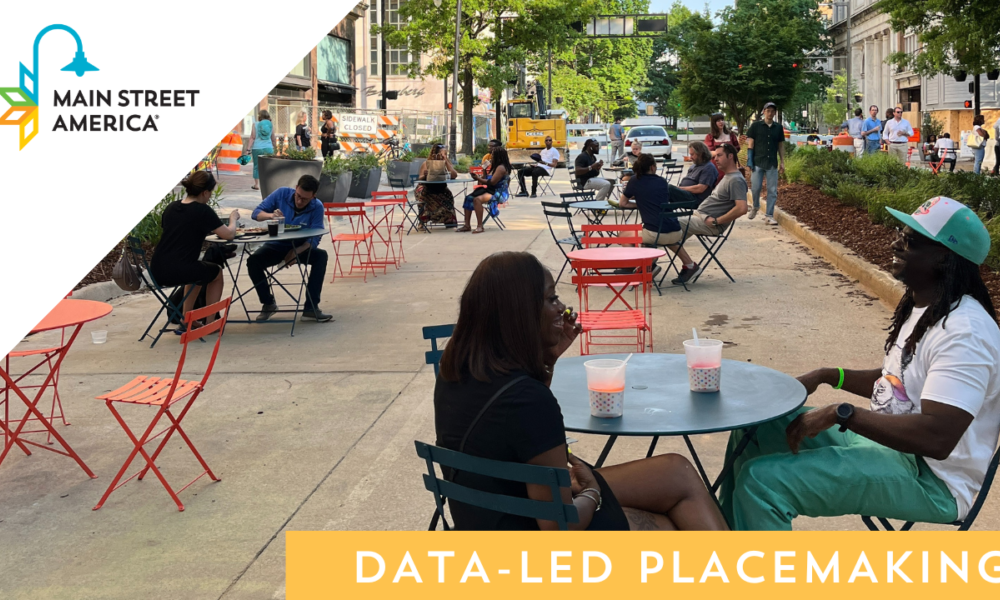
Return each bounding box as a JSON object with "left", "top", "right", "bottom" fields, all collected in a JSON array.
[{"left": 267, "top": 221, "right": 279, "bottom": 237}]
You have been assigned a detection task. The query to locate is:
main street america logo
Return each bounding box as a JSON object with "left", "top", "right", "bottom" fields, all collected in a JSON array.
[{"left": 1, "top": 24, "right": 98, "bottom": 150}]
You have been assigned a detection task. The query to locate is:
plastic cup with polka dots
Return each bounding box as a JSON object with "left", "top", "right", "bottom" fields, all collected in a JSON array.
[
  {"left": 684, "top": 339, "right": 723, "bottom": 393},
  {"left": 584, "top": 359, "right": 626, "bottom": 418}
]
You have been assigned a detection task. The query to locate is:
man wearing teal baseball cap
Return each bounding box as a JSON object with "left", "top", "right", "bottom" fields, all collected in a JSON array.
[{"left": 719, "top": 197, "right": 1000, "bottom": 530}]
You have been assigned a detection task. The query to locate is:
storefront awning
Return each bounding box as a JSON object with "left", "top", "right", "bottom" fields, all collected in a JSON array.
[
  {"left": 319, "top": 81, "right": 356, "bottom": 94},
  {"left": 279, "top": 76, "right": 312, "bottom": 90}
]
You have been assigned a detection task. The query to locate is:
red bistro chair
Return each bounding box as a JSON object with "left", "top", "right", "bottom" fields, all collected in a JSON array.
[
  {"left": 579, "top": 223, "right": 643, "bottom": 248},
  {"left": 93, "top": 298, "right": 232, "bottom": 511},
  {"left": 370, "top": 190, "right": 409, "bottom": 266},
  {"left": 2, "top": 291, "right": 77, "bottom": 445},
  {"left": 570, "top": 257, "right": 654, "bottom": 355},
  {"left": 325, "top": 202, "right": 376, "bottom": 283}
]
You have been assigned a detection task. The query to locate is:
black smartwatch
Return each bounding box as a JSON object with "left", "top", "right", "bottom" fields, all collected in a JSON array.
[{"left": 835, "top": 403, "right": 855, "bottom": 432}]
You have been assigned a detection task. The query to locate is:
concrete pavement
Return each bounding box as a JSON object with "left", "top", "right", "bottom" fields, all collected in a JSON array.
[{"left": 1, "top": 166, "right": 996, "bottom": 599}]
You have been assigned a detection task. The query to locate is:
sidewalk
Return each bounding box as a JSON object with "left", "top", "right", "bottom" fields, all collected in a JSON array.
[{"left": 1, "top": 168, "right": 994, "bottom": 599}]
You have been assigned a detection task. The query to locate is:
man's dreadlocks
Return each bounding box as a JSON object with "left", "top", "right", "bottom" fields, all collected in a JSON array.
[{"left": 886, "top": 252, "right": 997, "bottom": 371}]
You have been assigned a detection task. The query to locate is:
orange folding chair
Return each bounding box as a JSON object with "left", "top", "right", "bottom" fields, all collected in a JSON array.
[
  {"left": 571, "top": 257, "right": 654, "bottom": 355},
  {"left": 579, "top": 223, "right": 643, "bottom": 248},
  {"left": 325, "top": 202, "right": 376, "bottom": 283},
  {"left": 93, "top": 298, "right": 232, "bottom": 511},
  {"left": 370, "top": 190, "right": 408, "bottom": 266}
]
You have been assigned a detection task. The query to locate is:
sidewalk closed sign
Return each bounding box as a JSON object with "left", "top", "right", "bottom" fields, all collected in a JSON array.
[{"left": 339, "top": 114, "right": 378, "bottom": 135}]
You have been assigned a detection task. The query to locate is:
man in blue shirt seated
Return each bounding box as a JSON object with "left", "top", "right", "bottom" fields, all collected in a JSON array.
[
  {"left": 249, "top": 174, "right": 332, "bottom": 322},
  {"left": 669, "top": 141, "right": 718, "bottom": 206},
  {"left": 616, "top": 153, "right": 698, "bottom": 281}
]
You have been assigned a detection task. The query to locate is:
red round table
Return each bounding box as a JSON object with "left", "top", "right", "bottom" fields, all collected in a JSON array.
[
  {"left": 567, "top": 247, "right": 666, "bottom": 261},
  {"left": 1, "top": 299, "right": 113, "bottom": 477}
]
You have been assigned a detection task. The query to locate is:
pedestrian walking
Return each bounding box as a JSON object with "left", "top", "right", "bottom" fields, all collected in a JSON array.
[
  {"left": 294, "top": 111, "right": 311, "bottom": 151},
  {"left": 844, "top": 108, "right": 865, "bottom": 157},
  {"left": 746, "top": 102, "right": 785, "bottom": 225},
  {"left": 246, "top": 110, "right": 275, "bottom": 191},
  {"left": 320, "top": 111, "right": 339, "bottom": 159},
  {"left": 861, "top": 105, "right": 882, "bottom": 155},
  {"left": 608, "top": 118, "right": 624, "bottom": 163},
  {"left": 882, "top": 107, "right": 914, "bottom": 163},
  {"left": 970, "top": 114, "right": 989, "bottom": 175}
]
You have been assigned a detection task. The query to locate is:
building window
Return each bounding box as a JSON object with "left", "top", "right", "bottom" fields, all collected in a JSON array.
[
  {"left": 904, "top": 33, "right": 919, "bottom": 56},
  {"left": 369, "top": 0, "right": 415, "bottom": 77},
  {"left": 288, "top": 54, "right": 311, "bottom": 79},
  {"left": 319, "top": 35, "right": 352, "bottom": 85}
]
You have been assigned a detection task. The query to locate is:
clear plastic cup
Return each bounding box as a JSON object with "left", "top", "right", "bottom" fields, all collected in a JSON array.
[
  {"left": 277, "top": 216, "right": 285, "bottom": 234},
  {"left": 91, "top": 330, "right": 108, "bottom": 344},
  {"left": 684, "top": 339, "right": 723, "bottom": 392},
  {"left": 584, "top": 359, "right": 627, "bottom": 418}
]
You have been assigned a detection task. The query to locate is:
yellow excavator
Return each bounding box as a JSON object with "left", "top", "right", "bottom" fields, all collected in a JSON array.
[{"left": 505, "top": 84, "right": 568, "bottom": 165}]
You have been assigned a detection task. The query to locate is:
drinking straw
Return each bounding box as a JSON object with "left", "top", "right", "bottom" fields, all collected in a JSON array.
[{"left": 692, "top": 327, "right": 699, "bottom": 346}]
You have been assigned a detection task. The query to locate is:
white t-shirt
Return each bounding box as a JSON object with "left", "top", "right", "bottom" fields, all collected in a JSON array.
[
  {"left": 538, "top": 147, "right": 561, "bottom": 176},
  {"left": 871, "top": 296, "right": 1000, "bottom": 518},
  {"left": 882, "top": 118, "right": 914, "bottom": 143},
  {"left": 935, "top": 138, "right": 956, "bottom": 158}
]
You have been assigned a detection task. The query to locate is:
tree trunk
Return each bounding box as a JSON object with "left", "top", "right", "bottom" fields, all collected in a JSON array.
[{"left": 461, "top": 64, "right": 474, "bottom": 155}]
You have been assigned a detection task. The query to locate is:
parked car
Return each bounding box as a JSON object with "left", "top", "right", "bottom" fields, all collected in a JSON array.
[{"left": 624, "top": 126, "right": 672, "bottom": 160}]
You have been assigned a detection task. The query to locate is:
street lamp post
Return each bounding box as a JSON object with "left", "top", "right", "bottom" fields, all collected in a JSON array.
[{"left": 821, "top": 2, "right": 852, "bottom": 117}]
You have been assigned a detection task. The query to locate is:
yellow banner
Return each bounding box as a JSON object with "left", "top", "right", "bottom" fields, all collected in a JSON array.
[{"left": 287, "top": 531, "right": 1000, "bottom": 598}]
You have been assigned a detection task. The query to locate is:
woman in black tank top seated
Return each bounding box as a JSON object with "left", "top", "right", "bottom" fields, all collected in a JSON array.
[{"left": 434, "top": 251, "right": 728, "bottom": 531}]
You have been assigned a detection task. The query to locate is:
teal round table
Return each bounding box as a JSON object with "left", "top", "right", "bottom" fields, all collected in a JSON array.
[{"left": 550, "top": 352, "right": 806, "bottom": 513}]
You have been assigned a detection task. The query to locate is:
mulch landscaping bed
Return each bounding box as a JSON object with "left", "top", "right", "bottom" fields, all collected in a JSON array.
[{"left": 777, "top": 181, "right": 1000, "bottom": 311}]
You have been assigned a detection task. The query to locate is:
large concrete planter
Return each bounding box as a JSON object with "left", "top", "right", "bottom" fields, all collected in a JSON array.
[
  {"left": 258, "top": 156, "right": 322, "bottom": 199},
  {"left": 317, "top": 171, "right": 353, "bottom": 203},
  {"left": 348, "top": 167, "right": 382, "bottom": 199}
]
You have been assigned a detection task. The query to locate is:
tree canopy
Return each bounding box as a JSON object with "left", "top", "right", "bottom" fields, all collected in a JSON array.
[
  {"left": 675, "top": 0, "right": 828, "bottom": 133},
  {"left": 876, "top": 0, "right": 1000, "bottom": 77}
]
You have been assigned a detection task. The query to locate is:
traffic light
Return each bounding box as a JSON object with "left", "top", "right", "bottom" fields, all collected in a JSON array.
[
  {"left": 447, "top": 102, "right": 453, "bottom": 110},
  {"left": 738, "top": 64, "right": 743, "bottom": 69},
  {"left": 964, "top": 100, "right": 973, "bottom": 109},
  {"left": 792, "top": 62, "right": 798, "bottom": 68}
]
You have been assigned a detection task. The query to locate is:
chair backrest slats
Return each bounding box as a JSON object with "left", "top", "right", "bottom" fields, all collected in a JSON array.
[
  {"left": 415, "top": 441, "right": 578, "bottom": 530},
  {"left": 324, "top": 201, "right": 367, "bottom": 217},
  {"left": 959, "top": 446, "right": 1000, "bottom": 529},
  {"left": 423, "top": 324, "right": 455, "bottom": 377}
]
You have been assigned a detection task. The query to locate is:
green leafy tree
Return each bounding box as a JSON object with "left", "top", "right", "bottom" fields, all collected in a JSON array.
[
  {"left": 386, "top": 0, "right": 594, "bottom": 153},
  {"left": 539, "top": 65, "right": 603, "bottom": 121},
  {"left": 676, "top": 0, "right": 829, "bottom": 133},
  {"left": 876, "top": 0, "right": 1000, "bottom": 77},
  {"left": 820, "top": 73, "right": 859, "bottom": 133}
]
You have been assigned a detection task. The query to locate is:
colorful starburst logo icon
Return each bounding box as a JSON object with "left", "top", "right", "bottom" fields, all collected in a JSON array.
[{"left": 1, "top": 24, "right": 98, "bottom": 150}]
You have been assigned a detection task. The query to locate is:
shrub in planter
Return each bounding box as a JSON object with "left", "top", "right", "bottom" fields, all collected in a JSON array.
[
  {"left": 347, "top": 152, "right": 383, "bottom": 199},
  {"left": 258, "top": 138, "right": 321, "bottom": 198},
  {"left": 388, "top": 150, "right": 424, "bottom": 184},
  {"left": 318, "top": 155, "right": 353, "bottom": 203}
]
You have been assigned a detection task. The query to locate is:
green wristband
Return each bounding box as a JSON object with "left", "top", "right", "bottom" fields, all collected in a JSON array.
[{"left": 833, "top": 367, "right": 845, "bottom": 390}]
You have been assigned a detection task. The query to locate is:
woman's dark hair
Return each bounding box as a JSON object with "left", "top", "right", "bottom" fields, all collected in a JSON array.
[
  {"left": 885, "top": 108, "right": 895, "bottom": 120},
  {"left": 634, "top": 153, "right": 657, "bottom": 177},
  {"left": 886, "top": 251, "right": 997, "bottom": 369},
  {"left": 322, "top": 110, "right": 333, "bottom": 120},
  {"left": 688, "top": 141, "right": 712, "bottom": 165},
  {"left": 440, "top": 252, "right": 549, "bottom": 383},
  {"left": 258, "top": 110, "right": 271, "bottom": 121},
  {"left": 181, "top": 170, "right": 216, "bottom": 197},
  {"left": 430, "top": 143, "right": 446, "bottom": 159},
  {"left": 974, "top": 114, "right": 985, "bottom": 126},
  {"left": 489, "top": 148, "right": 513, "bottom": 177},
  {"left": 710, "top": 113, "right": 730, "bottom": 138}
]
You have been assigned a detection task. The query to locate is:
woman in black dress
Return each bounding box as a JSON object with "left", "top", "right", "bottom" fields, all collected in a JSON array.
[
  {"left": 150, "top": 171, "right": 239, "bottom": 329},
  {"left": 320, "top": 110, "right": 338, "bottom": 158},
  {"left": 434, "top": 251, "right": 729, "bottom": 531}
]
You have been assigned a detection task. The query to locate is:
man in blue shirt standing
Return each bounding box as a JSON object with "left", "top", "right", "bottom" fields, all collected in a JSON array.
[
  {"left": 861, "top": 105, "right": 882, "bottom": 155},
  {"left": 249, "top": 175, "right": 332, "bottom": 322}
]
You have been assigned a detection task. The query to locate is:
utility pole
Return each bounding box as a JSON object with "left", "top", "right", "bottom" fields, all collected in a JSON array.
[
  {"left": 974, "top": 73, "right": 982, "bottom": 116},
  {"left": 380, "top": 0, "right": 387, "bottom": 112},
  {"left": 846, "top": 4, "right": 852, "bottom": 114},
  {"left": 449, "top": 0, "right": 462, "bottom": 160},
  {"left": 547, "top": 43, "right": 552, "bottom": 110}
]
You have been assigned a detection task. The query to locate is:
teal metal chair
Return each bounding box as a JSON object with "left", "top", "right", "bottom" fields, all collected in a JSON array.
[
  {"left": 862, "top": 445, "right": 1000, "bottom": 531},
  {"left": 415, "top": 441, "right": 579, "bottom": 530},
  {"left": 422, "top": 324, "right": 454, "bottom": 377}
]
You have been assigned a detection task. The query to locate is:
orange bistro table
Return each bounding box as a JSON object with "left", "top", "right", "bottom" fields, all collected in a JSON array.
[
  {"left": 0, "top": 299, "right": 112, "bottom": 477},
  {"left": 363, "top": 197, "right": 409, "bottom": 270}
]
